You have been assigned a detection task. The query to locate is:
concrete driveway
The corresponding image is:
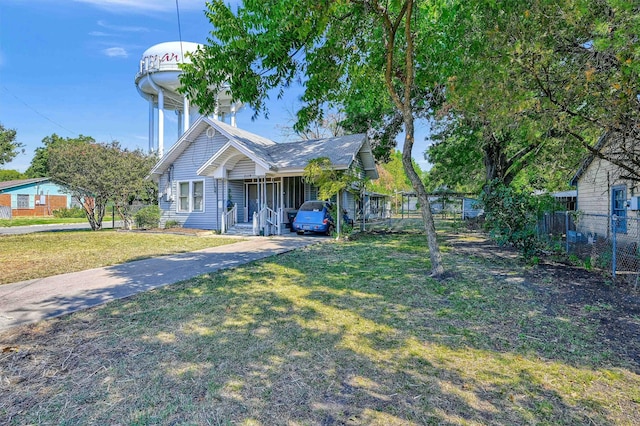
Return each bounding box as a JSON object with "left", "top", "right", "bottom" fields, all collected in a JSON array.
[
  {"left": 0, "top": 235, "right": 324, "bottom": 332},
  {"left": 0, "top": 221, "right": 122, "bottom": 235}
]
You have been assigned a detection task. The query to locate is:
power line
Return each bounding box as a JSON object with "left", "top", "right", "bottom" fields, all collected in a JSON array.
[
  {"left": 2, "top": 86, "right": 78, "bottom": 136},
  {"left": 175, "top": 0, "right": 184, "bottom": 60}
]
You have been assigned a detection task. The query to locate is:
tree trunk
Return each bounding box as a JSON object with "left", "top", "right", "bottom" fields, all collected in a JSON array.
[
  {"left": 402, "top": 113, "right": 444, "bottom": 276},
  {"left": 378, "top": 0, "right": 444, "bottom": 276}
]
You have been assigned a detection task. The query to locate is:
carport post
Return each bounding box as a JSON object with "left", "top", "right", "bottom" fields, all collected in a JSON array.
[
  {"left": 612, "top": 215, "right": 618, "bottom": 280},
  {"left": 565, "top": 211, "right": 570, "bottom": 254}
]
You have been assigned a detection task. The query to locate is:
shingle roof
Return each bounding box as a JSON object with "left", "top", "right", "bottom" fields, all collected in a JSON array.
[
  {"left": 150, "top": 116, "right": 377, "bottom": 179},
  {"left": 265, "top": 134, "right": 367, "bottom": 170},
  {"left": 0, "top": 178, "right": 50, "bottom": 192}
]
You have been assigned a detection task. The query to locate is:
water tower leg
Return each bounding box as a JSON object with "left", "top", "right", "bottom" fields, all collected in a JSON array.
[
  {"left": 157, "top": 88, "right": 164, "bottom": 157},
  {"left": 183, "top": 96, "right": 190, "bottom": 133},
  {"left": 148, "top": 99, "right": 155, "bottom": 153},
  {"left": 231, "top": 103, "right": 237, "bottom": 127}
]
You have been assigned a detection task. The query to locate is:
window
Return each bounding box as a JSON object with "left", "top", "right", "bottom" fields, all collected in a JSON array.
[
  {"left": 177, "top": 180, "right": 204, "bottom": 213},
  {"left": 193, "top": 181, "right": 203, "bottom": 212},
  {"left": 612, "top": 186, "right": 627, "bottom": 233},
  {"left": 17, "top": 194, "right": 29, "bottom": 209}
]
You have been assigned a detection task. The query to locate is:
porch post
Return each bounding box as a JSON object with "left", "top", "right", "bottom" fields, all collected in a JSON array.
[
  {"left": 279, "top": 177, "right": 284, "bottom": 235},
  {"left": 336, "top": 189, "right": 341, "bottom": 239}
]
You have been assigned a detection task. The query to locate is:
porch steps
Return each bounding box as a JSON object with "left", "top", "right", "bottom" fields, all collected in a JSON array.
[{"left": 225, "top": 222, "right": 256, "bottom": 236}]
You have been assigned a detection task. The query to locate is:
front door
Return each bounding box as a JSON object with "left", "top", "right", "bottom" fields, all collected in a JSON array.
[{"left": 247, "top": 184, "right": 259, "bottom": 220}]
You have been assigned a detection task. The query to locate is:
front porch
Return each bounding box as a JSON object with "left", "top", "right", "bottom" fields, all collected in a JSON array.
[{"left": 218, "top": 176, "right": 317, "bottom": 236}]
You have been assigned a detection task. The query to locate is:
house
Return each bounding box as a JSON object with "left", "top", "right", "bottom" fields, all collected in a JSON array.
[
  {"left": 570, "top": 131, "right": 639, "bottom": 240},
  {"left": 148, "top": 117, "right": 379, "bottom": 234},
  {"left": 0, "top": 178, "right": 74, "bottom": 218}
]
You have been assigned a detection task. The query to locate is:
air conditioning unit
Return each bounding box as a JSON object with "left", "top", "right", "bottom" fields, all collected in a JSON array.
[{"left": 629, "top": 196, "right": 640, "bottom": 211}]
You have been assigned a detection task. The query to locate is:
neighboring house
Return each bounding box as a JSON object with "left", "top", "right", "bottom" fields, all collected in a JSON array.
[
  {"left": 0, "top": 178, "right": 74, "bottom": 218},
  {"left": 552, "top": 190, "right": 577, "bottom": 211},
  {"left": 570, "top": 131, "right": 639, "bottom": 240},
  {"left": 148, "top": 117, "right": 379, "bottom": 234}
]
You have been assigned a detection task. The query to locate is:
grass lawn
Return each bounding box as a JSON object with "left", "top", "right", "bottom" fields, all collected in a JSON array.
[
  {"left": 0, "top": 217, "right": 90, "bottom": 227},
  {"left": 0, "top": 230, "right": 241, "bottom": 284},
  {"left": 1, "top": 221, "right": 639, "bottom": 424}
]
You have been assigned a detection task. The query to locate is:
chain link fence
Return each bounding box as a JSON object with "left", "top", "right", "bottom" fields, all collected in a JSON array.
[{"left": 539, "top": 212, "right": 640, "bottom": 286}]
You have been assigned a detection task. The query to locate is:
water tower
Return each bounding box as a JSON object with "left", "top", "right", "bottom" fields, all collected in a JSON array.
[{"left": 135, "top": 41, "right": 241, "bottom": 157}]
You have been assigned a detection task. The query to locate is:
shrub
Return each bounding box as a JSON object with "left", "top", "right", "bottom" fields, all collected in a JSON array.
[
  {"left": 53, "top": 206, "right": 86, "bottom": 218},
  {"left": 134, "top": 205, "right": 161, "bottom": 229},
  {"left": 164, "top": 220, "right": 181, "bottom": 229},
  {"left": 480, "top": 180, "right": 557, "bottom": 257}
]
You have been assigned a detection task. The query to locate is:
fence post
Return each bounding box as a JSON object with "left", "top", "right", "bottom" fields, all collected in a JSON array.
[
  {"left": 612, "top": 215, "right": 617, "bottom": 280},
  {"left": 565, "top": 211, "right": 570, "bottom": 254}
]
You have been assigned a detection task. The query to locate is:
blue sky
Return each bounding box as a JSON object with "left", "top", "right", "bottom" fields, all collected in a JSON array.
[{"left": 0, "top": 0, "right": 431, "bottom": 173}]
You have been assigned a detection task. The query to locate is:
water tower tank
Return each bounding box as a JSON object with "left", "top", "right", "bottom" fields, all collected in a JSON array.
[{"left": 135, "top": 41, "right": 237, "bottom": 156}]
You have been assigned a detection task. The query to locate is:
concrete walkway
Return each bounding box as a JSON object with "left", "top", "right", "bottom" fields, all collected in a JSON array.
[{"left": 0, "top": 235, "right": 323, "bottom": 332}]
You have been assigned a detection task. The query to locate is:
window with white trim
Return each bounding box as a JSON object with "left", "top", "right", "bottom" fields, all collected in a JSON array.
[{"left": 177, "top": 180, "right": 205, "bottom": 213}]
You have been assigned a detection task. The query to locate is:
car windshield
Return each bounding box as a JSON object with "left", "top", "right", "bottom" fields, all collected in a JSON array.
[{"left": 299, "top": 201, "right": 325, "bottom": 212}]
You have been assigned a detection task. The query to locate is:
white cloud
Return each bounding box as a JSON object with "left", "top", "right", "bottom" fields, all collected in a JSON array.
[
  {"left": 74, "top": 0, "right": 206, "bottom": 13},
  {"left": 103, "top": 47, "right": 128, "bottom": 58},
  {"left": 89, "top": 31, "right": 111, "bottom": 37},
  {"left": 97, "top": 20, "right": 149, "bottom": 33}
]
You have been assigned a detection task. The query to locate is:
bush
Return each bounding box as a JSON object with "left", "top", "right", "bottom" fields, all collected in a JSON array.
[
  {"left": 480, "top": 180, "right": 557, "bottom": 257},
  {"left": 53, "top": 207, "right": 86, "bottom": 218},
  {"left": 134, "top": 205, "right": 161, "bottom": 229},
  {"left": 164, "top": 220, "right": 181, "bottom": 229}
]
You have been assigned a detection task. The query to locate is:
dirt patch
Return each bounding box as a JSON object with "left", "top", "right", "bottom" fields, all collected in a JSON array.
[{"left": 448, "top": 232, "right": 640, "bottom": 371}]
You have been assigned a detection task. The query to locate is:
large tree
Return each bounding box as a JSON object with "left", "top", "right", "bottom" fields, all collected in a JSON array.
[
  {"left": 25, "top": 134, "right": 95, "bottom": 178},
  {"left": 48, "top": 141, "right": 156, "bottom": 230},
  {"left": 438, "top": 0, "right": 640, "bottom": 186},
  {"left": 0, "top": 170, "right": 25, "bottom": 182},
  {"left": 181, "top": 0, "right": 454, "bottom": 275},
  {"left": 0, "top": 124, "right": 24, "bottom": 167}
]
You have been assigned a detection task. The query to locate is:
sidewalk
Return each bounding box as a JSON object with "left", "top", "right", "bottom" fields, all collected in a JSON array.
[{"left": 0, "top": 235, "right": 323, "bottom": 332}]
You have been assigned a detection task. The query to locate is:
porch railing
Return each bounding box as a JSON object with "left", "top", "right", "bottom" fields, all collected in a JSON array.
[
  {"left": 221, "top": 204, "right": 238, "bottom": 234},
  {"left": 255, "top": 206, "right": 281, "bottom": 236}
]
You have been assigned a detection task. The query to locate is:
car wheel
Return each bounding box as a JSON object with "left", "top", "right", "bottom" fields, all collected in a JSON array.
[
  {"left": 296, "top": 231, "right": 305, "bottom": 235},
  {"left": 326, "top": 225, "right": 335, "bottom": 236}
]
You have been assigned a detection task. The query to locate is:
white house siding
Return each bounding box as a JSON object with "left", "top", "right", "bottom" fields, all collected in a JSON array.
[
  {"left": 576, "top": 155, "right": 637, "bottom": 240},
  {"left": 227, "top": 158, "right": 256, "bottom": 180},
  {"left": 228, "top": 180, "right": 245, "bottom": 222},
  {"left": 158, "top": 132, "right": 229, "bottom": 229},
  {"left": 344, "top": 191, "right": 358, "bottom": 221},
  {"left": 351, "top": 155, "right": 366, "bottom": 179}
]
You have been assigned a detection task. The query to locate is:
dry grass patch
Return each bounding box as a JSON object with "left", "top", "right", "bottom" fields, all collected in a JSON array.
[
  {"left": 0, "top": 231, "right": 241, "bottom": 284},
  {"left": 1, "top": 227, "right": 639, "bottom": 425}
]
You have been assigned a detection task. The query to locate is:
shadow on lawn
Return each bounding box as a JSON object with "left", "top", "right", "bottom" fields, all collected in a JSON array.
[{"left": 1, "top": 230, "right": 638, "bottom": 425}]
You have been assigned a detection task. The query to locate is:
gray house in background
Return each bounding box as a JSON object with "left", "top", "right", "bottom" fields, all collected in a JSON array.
[{"left": 149, "top": 117, "right": 378, "bottom": 234}]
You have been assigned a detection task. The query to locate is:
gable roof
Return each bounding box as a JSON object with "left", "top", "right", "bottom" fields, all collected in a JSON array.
[
  {"left": 150, "top": 117, "right": 378, "bottom": 179},
  {"left": 0, "top": 178, "right": 51, "bottom": 192},
  {"left": 149, "top": 116, "right": 278, "bottom": 178},
  {"left": 267, "top": 134, "right": 370, "bottom": 169}
]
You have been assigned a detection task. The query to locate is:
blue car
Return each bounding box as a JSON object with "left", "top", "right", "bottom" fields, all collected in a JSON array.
[{"left": 292, "top": 200, "right": 335, "bottom": 235}]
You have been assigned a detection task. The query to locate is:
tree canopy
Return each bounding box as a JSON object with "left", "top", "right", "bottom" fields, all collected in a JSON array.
[
  {"left": 26, "top": 134, "right": 96, "bottom": 178},
  {"left": 48, "top": 141, "right": 156, "bottom": 230},
  {"left": 431, "top": 0, "right": 640, "bottom": 188},
  {"left": 0, "top": 124, "right": 24, "bottom": 167}
]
